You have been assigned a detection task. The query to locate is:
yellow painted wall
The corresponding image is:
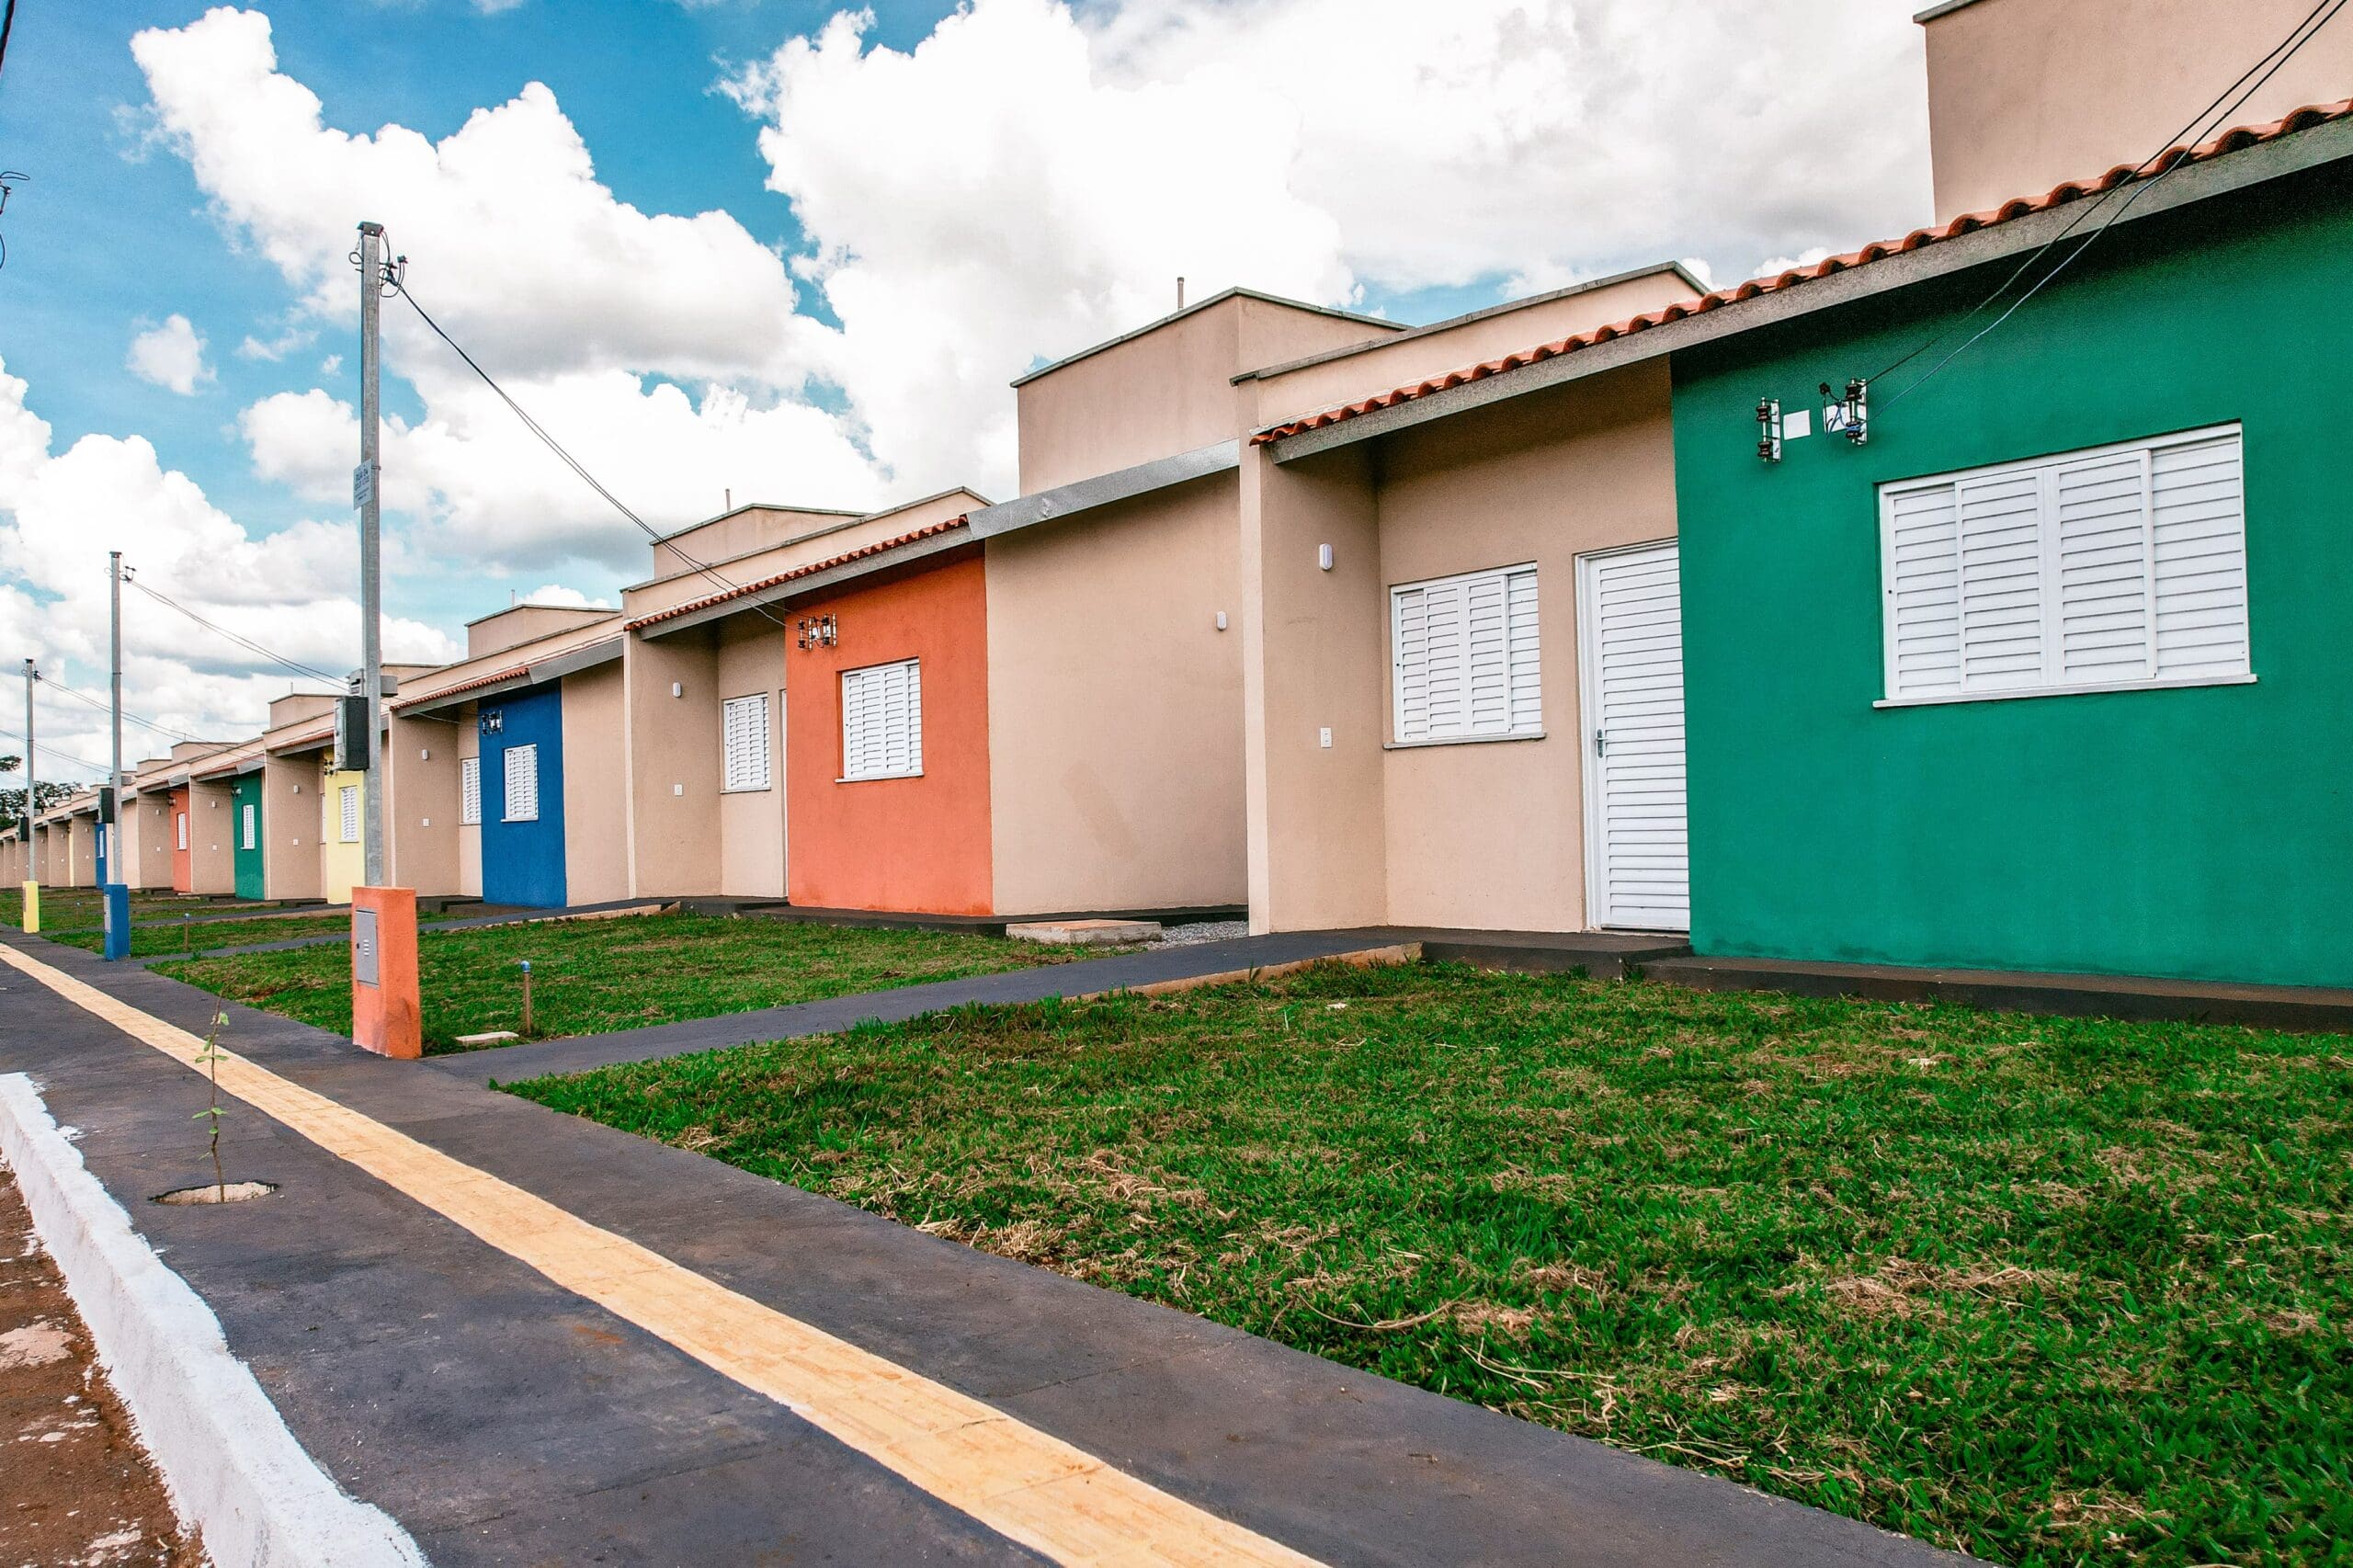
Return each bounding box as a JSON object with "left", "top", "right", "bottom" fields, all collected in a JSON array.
[{"left": 322, "top": 769, "right": 365, "bottom": 904}]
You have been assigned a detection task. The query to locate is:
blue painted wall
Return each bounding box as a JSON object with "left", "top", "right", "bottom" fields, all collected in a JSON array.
[{"left": 479, "top": 685, "right": 567, "bottom": 909}]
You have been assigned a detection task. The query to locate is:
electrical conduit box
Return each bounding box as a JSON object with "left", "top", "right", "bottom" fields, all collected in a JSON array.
[{"left": 349, "top": 886, "right": 422, "bottom": 1060}]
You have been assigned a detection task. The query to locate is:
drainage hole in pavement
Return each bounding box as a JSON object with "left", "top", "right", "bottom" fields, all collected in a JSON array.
[{"left": 151, "top": 1181, "right": 278, "bottom": 1206}]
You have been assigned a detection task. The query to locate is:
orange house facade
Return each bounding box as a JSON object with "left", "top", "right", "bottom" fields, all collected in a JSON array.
[{"left": 783, "top": 548, "right": 993, "bottom": 915}]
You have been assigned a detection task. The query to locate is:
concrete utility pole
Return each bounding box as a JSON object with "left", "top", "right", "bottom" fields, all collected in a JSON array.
[
  {"left": 103, "top": 551, "right": 122, "bottom": 884},
  {"left": 357, "top": 220, "right": 387, "bottom": 888}
]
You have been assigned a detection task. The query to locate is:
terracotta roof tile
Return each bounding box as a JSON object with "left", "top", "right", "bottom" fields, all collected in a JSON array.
[
  {"left": 1255, "top": 98, "right": 2353, "bottom": 444},
  {"left": 625, "top": 517, "right": 971, "bottom": 630},
  {"left": 390, "top": 663, "right": 530, "bottom": 710}
]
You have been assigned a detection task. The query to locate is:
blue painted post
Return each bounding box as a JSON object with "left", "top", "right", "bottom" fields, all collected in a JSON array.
[{"left": 101, "top": 882, "right": 131, "bottom": 960}]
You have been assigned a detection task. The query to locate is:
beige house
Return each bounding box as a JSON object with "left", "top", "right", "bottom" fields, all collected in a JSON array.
[
  {"left": 1917, "top": 0, "right": 2353, "bottom": 222},
  {"left": 384, "top": 605, "right": 628, "bottom": 908},
  {"left": 968, "top": 270, "right": 1699, "bottom": 935}
]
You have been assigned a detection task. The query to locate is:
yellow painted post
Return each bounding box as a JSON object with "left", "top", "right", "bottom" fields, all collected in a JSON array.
[{"left": 20, "top": 881, "right": 37, "bottom": 934}]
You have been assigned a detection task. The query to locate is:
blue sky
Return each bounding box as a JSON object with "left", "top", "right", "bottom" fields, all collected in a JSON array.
[{"left": 0, "top": 0, "right": 1931, "bottom": 772}]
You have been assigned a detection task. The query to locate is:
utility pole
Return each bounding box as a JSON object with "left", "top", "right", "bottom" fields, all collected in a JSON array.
[
  {"left": 99, "top": 553, "right": 129, "bottom": 958},
  {"left": 347, "top": 220, "right": 419, "bottom": 1059},
  {"left": 357, "top": 220, "right": 387, "bottom": 889},
  {"left": 102, "top": 551, "right": 122, "bottom": 885}
]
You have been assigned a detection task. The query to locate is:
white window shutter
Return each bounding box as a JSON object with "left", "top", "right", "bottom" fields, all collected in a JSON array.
[
  {"left": 841, "top": 660, "right": 922, "bottom": 780},
  {"left": 1390, "top": 565, "right": 1540, "bottom": 744},
  {"left": 2052, "top": 450, "right": 2154, "bottom": 684},
  {"left": 241, "top": 803, "right": 256, "bottom": 850},
  {"left": 1956, "top": 471, "right": 2045, "bottom": 690},
  {"left": 177, "top": 812, "right": 188, "bottom": 851},
  {"left": 460, "top": 756, "right": 481, "bottom": 825},
  {"left": 722, "top": 694, "right": 771, "bottom": 791},
  {"left": 1392, "top": 586, "right": 1431, "bottom": 742},
  {"left": 504, "top": 744, "right": 540, "bottom": 822},
  {"left": 1884, "top": 484, "right": 1961, "bottom": 699},
  {"left": 2150, "top": 436, "right": 2248, "bottom": 678},
  {"left": 1882, "top": 426, "right": 2246, "bottom": 703},
  {"left": 1506, "top": 567, "right": 1542, "bottom": 733},
  {"left": 339, "top": 785, "right": 359, "bottom": 844}
]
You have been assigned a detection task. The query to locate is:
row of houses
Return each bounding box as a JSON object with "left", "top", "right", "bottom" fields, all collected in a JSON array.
[{"left": 11, "top": 0, "right": 2350, "bottom": 990}]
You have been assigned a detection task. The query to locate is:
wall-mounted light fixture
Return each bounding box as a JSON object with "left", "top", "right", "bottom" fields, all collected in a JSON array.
[
  {"left": 795, "top": 615, "right": 837, "bottom": 651},
  {"left": 1821, "top": 378, "right": 1870, "bottom": 446},
  {"left": 1214, "top": 611, "right": 1228, "bottom": 631},
  {"left": 670, "top": 682, "right": 684, "bottom": 699},
  {"left": 1317, "top": 543, "right": 1334, "bottom": 572},
  {"left": 1756, "top": 398, "right": 1783, "bottom": 463}
]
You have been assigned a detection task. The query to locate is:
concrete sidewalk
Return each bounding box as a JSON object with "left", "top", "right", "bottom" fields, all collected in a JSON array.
[
  {"left": 442, "top": 926, "right": 1411, "bottom": 1081},
  {"left": 0, "top": 929, "right": 1976, "bottom": 1567}
]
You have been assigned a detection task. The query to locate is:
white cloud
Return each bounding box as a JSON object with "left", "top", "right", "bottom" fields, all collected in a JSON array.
[
  {"left": 722, "top": 0, "right": 1930, "bottom": 494},
  {"left": 131, "top": 8, "right": 827, "bottom": 387},
  {"left": 237, "top": 371, "right": 881, "bottom": 574},
  {"left": 235, "top": 322, "right": 315, "bottom": 362},
  {"left": 516, "top": 585, "right": 612, "bottom": 608},
  {"left": 132, "top": 6, "right": 892, "bottom": 558},
  {"left": 119, "top": 0, "right": 1938, "bottom": 585},
  {"left": 127, "top": 314, "right": 215, "bottom": 395},
  {"left": 0, "top": 356, "right": 458, "bottom": 758}
]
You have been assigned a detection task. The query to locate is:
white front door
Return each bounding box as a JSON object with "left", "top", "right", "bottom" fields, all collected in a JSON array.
[{"left": 1579, "top": 540, "right": 1689, "bottom": 931}]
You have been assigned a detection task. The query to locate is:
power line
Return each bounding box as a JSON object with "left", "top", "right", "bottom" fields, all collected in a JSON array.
[
  {"left": 0, "top": 726, "right": 108, "bottom": 778},
  {"left": 1870, "top": 0, "right": 2347, "bottom": 402},
  {"left": 390, "top": 276, "right": 794, "bottom": 631},
  {"left": 36, "top": 676, "right": 206, "bottom": 745},
  {"left": 124, "top": 575, "right": 345, "bottom": 685}
]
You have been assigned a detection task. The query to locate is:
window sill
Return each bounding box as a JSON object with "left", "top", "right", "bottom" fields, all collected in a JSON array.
[
  {"left": 1874, "top": 673, "right": 2256, "bottom": 710},
  {"left": 837, "top": 771, "right": 924, "bottom": 784},
  {"left": 720, "top": 785, "right": 773, "bottom": 795},
  {"left": 501, "top": 816, "right": 540, "bottom": 824},
  {"left": 1383, "top": 731, "right": 1546, "bottom": 752}
]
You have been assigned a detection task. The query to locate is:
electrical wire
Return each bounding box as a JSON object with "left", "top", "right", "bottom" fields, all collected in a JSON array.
[
  {"left": 0, "top": 0, "right": 17, "bottom": 87},
  {"left": 124, "top": 576, "right": 344, "bottom": 685},
  {"left": 1868, "top": 0, "right": 2347, "bottom": 402},
  {"left": 0, "top": 726, "right": 109, "bottom": 778},
  {"left": 36, "top": 676, "right": 207, "bottom": 744},
  {"left": 388, "top": 273, "right": 795, "bottom": 631}
]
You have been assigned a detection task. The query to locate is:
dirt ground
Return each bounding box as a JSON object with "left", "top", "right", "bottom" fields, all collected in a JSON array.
[{"left": 0, "top": 1164, "right": 203, "bottom": 1567}]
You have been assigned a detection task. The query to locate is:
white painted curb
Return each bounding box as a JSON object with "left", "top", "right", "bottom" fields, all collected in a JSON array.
[{"left": 0, "top": 1073, "right": 430, "bottom": 1568}]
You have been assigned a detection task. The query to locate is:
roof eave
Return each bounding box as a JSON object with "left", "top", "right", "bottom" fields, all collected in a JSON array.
[
  {"left": 1267, "top": 112, "right": 2353, "bottom": 462},
  {"left": 632, "top": 527, "right": 975, "bottom": 641}
]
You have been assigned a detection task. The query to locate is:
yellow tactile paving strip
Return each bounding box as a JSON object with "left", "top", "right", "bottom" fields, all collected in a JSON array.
[{"left": 0, "top": 944, "right": 1324, "bottom": 1568}]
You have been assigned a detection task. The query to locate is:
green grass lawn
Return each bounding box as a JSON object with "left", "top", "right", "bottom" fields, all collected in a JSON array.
[
  {"left": 508, "top": 960, "right": 2352, "bottom": 1567},
  {"left": 158, "top": 913, "right": 1115, "bottom": 1053},
  {"left": 45, "top": 912, "right": 352, "bottom": 958},
  {"left": 7, "top": 888, "right": 277, "bottom": 929}
]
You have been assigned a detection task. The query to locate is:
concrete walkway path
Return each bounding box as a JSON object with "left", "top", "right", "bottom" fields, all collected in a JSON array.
[
  {"left": 441, "top": 926, "right": 1412, "bottom": 1081},
  {"left": 0, "top": 929, "right": 1976, "bottom": 1567}
]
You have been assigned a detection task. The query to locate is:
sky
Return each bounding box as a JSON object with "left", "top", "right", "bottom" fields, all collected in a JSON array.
[{"left": 0, "top": 0, "right": 1931, "bottom": 786}]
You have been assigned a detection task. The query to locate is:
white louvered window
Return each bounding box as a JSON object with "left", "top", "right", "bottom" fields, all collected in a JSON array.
[
  {"left": 241, "top": 803, "right": 256, "bottom": 850},
  {"left": 338, "top": 785, "right": 359, "bottom": 844},
  {"left": 176, "top": 812, "right": 188, "bottom": 851},
  {"left": 1391, "top": 563, "right": 1541, "bottom": 744},
  {"left": 722, "top": 694, "right": 772, "bottom": 792},
  {"left": 460, "top": 756, "right": 482, "bottom": 825},
  {"left": 503, "top": 744, "right": 540, "bottom": 822},
  {"left": 841, "top": 659, "right": 922, "bottom": 781},
  {"left": 1881, "top": 426, "right": 2250, "bottom": 704}
]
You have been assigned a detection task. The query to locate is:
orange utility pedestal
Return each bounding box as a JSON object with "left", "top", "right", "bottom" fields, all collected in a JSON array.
[{"left": 350, "top": 886, "right": 422, "bottom": 1060}]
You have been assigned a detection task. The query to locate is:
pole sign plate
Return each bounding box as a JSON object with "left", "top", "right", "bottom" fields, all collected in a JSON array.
[
  {"left": 353, "top": 908, "right": 380, "bottom": 987},
  {"left": 352, "top": 460, "right": 377, "bottom": 510}
]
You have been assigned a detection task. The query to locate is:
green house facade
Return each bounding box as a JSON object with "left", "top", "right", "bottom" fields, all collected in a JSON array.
[
  {"left": 230, "top": 772, "right": 265, "bottom": 901},
  {"left": 1670, "top": 127, "right": 2353, "bottom": 988}
]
